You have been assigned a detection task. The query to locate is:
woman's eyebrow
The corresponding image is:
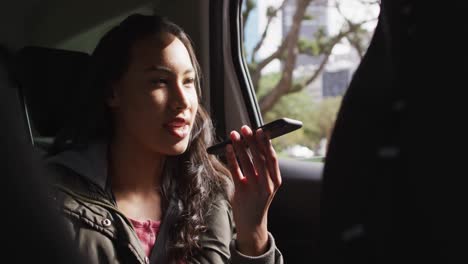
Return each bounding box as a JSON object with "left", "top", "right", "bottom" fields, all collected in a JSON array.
[
  {"left": 144, "top": 65, "right": 194, "bottom": 75},
  {"left": 183, "top": 68, "right": 195, "bottom": 75},
  {"left": 144, "top": 65, "right": 172, "bottom": 74}
]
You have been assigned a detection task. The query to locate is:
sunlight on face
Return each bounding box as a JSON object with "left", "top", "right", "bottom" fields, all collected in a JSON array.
[{"left": 108, "top": 32, "right": 199, "bottom": 155}]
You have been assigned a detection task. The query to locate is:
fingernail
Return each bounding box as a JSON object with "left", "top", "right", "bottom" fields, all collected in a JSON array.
[
  {"left": 241, "top": 126, "right": 250, "bottom": 136},
  {"left": 230, "top": 131, "right": 238, "bottom": 141},
  {"left": 257, "top": 129, "right": 263, "bottom": 136},
  {"left": 256, "top": 129, "right": 264, "bottom": 140}
]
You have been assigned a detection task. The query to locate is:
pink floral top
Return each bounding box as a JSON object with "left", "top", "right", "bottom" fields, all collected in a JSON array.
[{"left": 129, "top": 218, "right": 161, "bottom": 257}]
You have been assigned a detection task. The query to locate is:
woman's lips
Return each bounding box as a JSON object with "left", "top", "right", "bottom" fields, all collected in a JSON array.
[{"left": 164, "top": 123, "right": 190, "bottom": 139}]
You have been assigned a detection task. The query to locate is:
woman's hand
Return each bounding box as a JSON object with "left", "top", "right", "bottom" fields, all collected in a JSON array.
[{"left": 225, "top": 125, "right": 282, "bottom": 256}]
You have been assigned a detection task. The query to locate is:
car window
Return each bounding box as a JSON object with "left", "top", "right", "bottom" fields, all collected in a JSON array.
[{"left": 241, "top": 0, "right": 379, "bottom": 162}]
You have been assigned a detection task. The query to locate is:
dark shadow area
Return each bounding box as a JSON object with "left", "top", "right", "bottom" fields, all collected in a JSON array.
[
  {"left": 269, "top": 160, "right": 323, "bottom": 262},
  {"left": 27, "top": 0, "right": 154, "bottom": 47},
  {"left": 0, "top": 46, "right": 85, "bottom": 263},
  {"left": 319, "top": 1, "right": 466, "bottom": 263}
]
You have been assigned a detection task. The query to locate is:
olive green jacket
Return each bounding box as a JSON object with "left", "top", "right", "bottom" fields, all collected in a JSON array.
[{"left": 46, "top": 143, "right": 283, "bottom": 264}]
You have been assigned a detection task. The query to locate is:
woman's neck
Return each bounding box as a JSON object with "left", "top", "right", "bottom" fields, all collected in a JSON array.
[{"left": 109, "top": 136, "right": 166, "bottom": 194}]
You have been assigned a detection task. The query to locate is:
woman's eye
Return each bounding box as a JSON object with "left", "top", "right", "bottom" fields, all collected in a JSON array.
[
  {"left": 184, "top": 77, "right": 195, "bottom": 86},
  {"left": 150, "top": 78, "right": 167, "bottom": 86}
]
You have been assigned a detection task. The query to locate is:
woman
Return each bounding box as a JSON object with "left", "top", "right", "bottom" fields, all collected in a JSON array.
[{"left": 47, "top": 14, "right": 283, "bottom": 264}]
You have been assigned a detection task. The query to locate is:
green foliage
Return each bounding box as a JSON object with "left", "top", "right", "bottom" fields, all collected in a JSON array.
[
  {"left": 263, "top": 90, "right": 318, "bottom": 152},
  {"left": 256, "top": 72, "right": 281, "bottom": 98},
  {"left": 303, "top": 14, "right": 314, "bottom": 20},
  {"left": 244, "top": 0, "right": 376, "bottom": 155},
  {"left": 308, "top": 96, "right": 343, "bottom": 141},
  {"left": 248, "top": 62, "right": 258, "bottom": 73},
  {"left": 246, "top": 0, "right": 255, "bottom": 10},
  {"left": 297, "top": 27, "right": 329, "bottom": 56},
  {"left": 266, "top": 6, "right": 276, "bottom": 17},
  {"left": 255, "top": 72, "right": 343, "bottom": 152},
  {"left": 297, "top": 38, "right": 321, "bottom": 56},
  {"left": 314, "top": 27, "right": 327, "bottom": 41},
  {"left": 242, "top": 0, "right": 256, "bottom": 26}
]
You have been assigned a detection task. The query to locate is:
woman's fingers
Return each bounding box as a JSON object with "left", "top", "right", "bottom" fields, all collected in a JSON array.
[
  {"left": 225, "top": 144, "right": 243, "bottom": 187},
  {"left": 226, "top": 125, "right": 282, "bottom": 257},
  {"left": 230, "top": 130, "right": 257, "bottom": 183},
  {"left": 257, "top": 129, "right": 282, "bottom": 188},
  {"left": 226, "top": 126, "right": 282, "bottom": 192},
  {"left": 241, "top": 126, "right": 270, "bottom": 187}
]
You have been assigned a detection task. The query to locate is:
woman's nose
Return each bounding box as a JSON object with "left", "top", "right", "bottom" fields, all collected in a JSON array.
[{"left": 170, "top": 82, "right": 191, "bottom": 110}]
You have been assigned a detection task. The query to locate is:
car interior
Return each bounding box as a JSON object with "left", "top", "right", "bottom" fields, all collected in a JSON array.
[
  {"left": 1, "top": 0, "right": 463, "bottom": 263},
  {"left": 2, "top": 0, "right": 322, "bottom": 262}
]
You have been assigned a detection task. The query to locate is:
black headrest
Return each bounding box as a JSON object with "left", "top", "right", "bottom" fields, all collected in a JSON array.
[{"left": 13, "top": 46, "right": 90, "bottom": 138}]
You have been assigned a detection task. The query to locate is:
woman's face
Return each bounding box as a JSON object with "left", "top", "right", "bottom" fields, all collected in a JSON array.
[{"left": 108, "top": 32, "right": 199, "bottom": 155}]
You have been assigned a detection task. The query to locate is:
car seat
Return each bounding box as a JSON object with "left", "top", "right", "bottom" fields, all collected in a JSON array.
[{"left": 12, "top": 46, "right": 90, "bottom": 151}]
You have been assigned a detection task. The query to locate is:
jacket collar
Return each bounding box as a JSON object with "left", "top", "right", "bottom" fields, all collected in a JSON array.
[
  {"left": 48, "top": 142, "right": 182, "bottom": 263},
  {"left": 47, "top": 142, "right": 109, "bottom": 190}
]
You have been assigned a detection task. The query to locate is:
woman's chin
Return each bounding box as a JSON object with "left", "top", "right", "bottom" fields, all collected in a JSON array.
[
  {"left": 168, "top": 150, "right": 186, "bottom": 156},
  {"left": 149, "top": 136, "right": 190, "bottom": 156},
  {"left": 166, "top": 143, "right": 189, "bottom": 156}
]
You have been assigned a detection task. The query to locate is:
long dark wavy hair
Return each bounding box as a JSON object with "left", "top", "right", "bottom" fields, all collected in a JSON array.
[{"left": 49, "top": 14, "right": 233, "bottom": 262}]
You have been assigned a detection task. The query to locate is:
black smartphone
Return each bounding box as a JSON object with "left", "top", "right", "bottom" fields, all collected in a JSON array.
[{"left": 206, "top": 117, "right": 303, "bottom": 155}]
